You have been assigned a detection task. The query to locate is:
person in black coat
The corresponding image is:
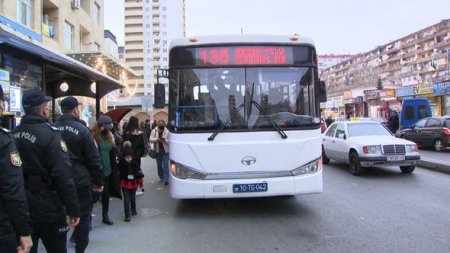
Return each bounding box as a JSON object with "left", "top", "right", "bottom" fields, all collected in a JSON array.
[
  {"left": 387, "top": 111, "right": 400, "bottom": 134},
  {"left": 118, "top": 142, "right": 144, "bottom": 222},
  {"left": 13, "top": 88, "right": 80, "bottom": 253},
  {"left": 0, "top": 85, "right": 33, "bottom": 253},
  {"left": 122, "top": 116, "right": 145, "bottom": 168},
  {"left": 55, "top": 96, "right": 104, "bottom": 253}
]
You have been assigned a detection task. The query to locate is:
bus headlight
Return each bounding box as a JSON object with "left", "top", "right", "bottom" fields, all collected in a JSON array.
[
  {"left": 291, "top": 158, "right": 322, "bottom": 176},
  {"left": 170, "top": 161, "right": 207, "bottom": 180}
]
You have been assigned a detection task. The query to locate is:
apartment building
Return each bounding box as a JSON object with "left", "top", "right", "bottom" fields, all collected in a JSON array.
[
  {"left": 318, "top": 54, "right": 354, "bottom": 73},
  {"left": 0, "top": 0, "right": 104, "bottom": 52},
  {"left": 0, "top": 0, "right": 124, "bottom": 129},
  {"left": 123, "top": 0, "right": 185, "bottom": 113},
  {"left": 320, "top": 19, "right": 450, "bottom": 118}
]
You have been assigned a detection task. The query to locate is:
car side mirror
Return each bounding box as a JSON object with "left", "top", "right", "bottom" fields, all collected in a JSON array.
[{"left": 338, "top": 133, "right": 346, "bottom": 139}]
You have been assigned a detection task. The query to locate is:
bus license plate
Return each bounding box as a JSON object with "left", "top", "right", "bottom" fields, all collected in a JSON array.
[
  {"left": 387, "top": 155, "right": 405, "bottom": 161},
  {"left": 233, "top": 183, "right": 268, "bottom": 193}
]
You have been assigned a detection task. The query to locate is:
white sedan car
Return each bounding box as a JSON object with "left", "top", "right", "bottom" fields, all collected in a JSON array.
[{"left": 322, "top": 121, "right": 420, "bottom": 175}]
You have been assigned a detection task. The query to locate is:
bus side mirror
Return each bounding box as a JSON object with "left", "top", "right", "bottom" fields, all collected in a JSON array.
[{"left": 318, "top": 80, "right": 327, "bottom": 102}]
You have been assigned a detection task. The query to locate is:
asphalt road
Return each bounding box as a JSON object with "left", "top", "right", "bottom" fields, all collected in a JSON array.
[{"left": 37, "top": 156, "right": 450, "bottom": 253}]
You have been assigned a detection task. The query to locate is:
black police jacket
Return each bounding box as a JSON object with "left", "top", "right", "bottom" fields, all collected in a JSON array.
[
  {"left": 0, "top": 127, "right": 32, "bottom": 237},
  {"left": 55, "top": 114, "right": 103, "bottom": 187},
  {"left": 13, "top": 114, "right": 81, "bottom": 223}
]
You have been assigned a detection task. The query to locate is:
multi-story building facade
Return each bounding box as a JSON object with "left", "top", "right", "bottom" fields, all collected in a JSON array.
[
  {"left": 321, "top": 19, "right": 450, "bottom": 119},
  {"left": 318, "top": 54, "right": 354, "bottom": 73},
  {"left": 123, "top": 0, "right": 185, "bottom": 116},
  {"left": 0, "top": 0, "right": 128, "bottom": 129}
]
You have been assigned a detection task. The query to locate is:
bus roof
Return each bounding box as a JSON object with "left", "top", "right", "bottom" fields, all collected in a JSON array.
[{"left": 170, "top": 34, "right": 315, "bottom": 49}]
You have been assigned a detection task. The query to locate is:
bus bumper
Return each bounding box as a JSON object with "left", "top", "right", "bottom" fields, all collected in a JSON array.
[{"left": 169, "top": 170, "right": 322, "bottom": 199}]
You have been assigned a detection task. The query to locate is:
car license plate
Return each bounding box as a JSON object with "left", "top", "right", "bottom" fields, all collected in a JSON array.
[
  {"left": 387, "top": 155, "right": 405, "bottom": 161},
  {"left": 233, "top": 183, "right": 268, "bottom": 193}
]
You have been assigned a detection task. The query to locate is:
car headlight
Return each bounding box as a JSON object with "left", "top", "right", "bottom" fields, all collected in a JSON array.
[
  {"left": 291, "top": 158, "right": 322, "bottom": 176},
  {"left": 363, "top": 145, "right": 382, "bottom": 154},
  {"left": 405, "top": 144, "right": 418, "bottom": 153},
  {"left": 170, "top": 161, "right": 207, "bottom": 180}
]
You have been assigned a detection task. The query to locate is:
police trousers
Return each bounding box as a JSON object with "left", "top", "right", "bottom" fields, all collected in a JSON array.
[
  {"left": 0, "top": 231, "right": 18, "bottom": 253},
  {"left": 71, "top": 186, "right": 92, "bottom": 253},
  {"left": 30, "top": 216, "right": 69, "bottom": 253}
]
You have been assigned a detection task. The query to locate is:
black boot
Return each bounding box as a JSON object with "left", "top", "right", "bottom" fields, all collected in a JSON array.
[
  {"left": 124, "top": 215, "right": 131, "bottom": 222},
  {"left": 102, "top": 214, "right": 113, "bottom": 225}
]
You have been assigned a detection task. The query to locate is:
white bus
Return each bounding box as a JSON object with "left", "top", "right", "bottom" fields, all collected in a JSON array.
[{"left": 164, "top": 34, "right": 327, "bottom": 198}]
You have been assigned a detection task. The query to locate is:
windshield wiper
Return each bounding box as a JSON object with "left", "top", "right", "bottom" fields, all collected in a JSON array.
[
  {"left": 250, "top": 100, "right": 288, "bottom": 139},
  {"left": 208, "top": 103, "right": 245, "bottom": 141}
]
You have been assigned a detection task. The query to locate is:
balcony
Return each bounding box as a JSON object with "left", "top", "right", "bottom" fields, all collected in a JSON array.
[{"left": 42, "top": 0, "right": 58, "bottom": 39}]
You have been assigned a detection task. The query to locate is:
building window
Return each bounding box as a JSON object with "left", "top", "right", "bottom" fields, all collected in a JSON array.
[
  {"left": 64, "top": 21, "right": 74, "bottom": 49},
  {"left": 93, "top": 2, "right": 100, "bottom": 25},
  {"left": 17, "top": 0, "right": 33, "bottom": 27}
]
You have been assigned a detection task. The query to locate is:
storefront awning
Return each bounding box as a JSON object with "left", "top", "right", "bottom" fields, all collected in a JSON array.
[{"left": 0, "top": 28, "right": 124, "bottom": 99}]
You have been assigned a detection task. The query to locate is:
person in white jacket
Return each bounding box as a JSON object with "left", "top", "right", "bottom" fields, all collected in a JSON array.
[{"left": 150, "top": 120, "right": 169, "bottom": 185}]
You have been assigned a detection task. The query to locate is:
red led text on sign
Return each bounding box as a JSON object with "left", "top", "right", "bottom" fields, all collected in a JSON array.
[
  {"left": 234, "top": 47, "right": 287, "bottom": 64},
  {"left": 198, "top": 47, "right": 288, "bottom": 65}
]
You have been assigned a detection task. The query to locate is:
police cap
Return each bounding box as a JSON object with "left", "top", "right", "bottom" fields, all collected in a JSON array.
[
  {"left": 22, "top": 88, "right": 52, "bottom": 108},
  {"left": 97, "top": 115, "right": 113, "bottom": 129},
  {"left": 60, "top": 96, "right": 80, "bottom": 110}
]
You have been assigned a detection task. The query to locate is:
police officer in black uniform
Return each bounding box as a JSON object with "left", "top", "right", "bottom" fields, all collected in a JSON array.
[
  {"left": 0, "top": 85, "right": 33, "bottom": 253},
  {"left": 55, "top": 96, "right": 103, "bottom": 253},
  {"left": 13, "top": 88, "right": 80, "bottom": 253}
]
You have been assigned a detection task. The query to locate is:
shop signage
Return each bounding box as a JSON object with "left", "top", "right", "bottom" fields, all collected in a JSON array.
[
  {"left": 433, "top": 80, "right": 450, "bottom": 95},
  {"left": 413, "top": 83, "right": 432, "bottom": 95},
  {"left": 379, "top": 89, "right": 395, "bottom": 98},
  {"left": 396, "top": 86, "right": 414, "bottom": 97},
  {"left": 364, "top": 89, "right": 379, "bottom": 100},
  {"left": 343, "top": 91, "right": 352, "bottom": 99}
]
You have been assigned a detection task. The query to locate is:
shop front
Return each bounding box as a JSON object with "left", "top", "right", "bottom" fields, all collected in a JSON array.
[
  {"left": 433, "top": 79, "right": 450, "bottom": 116},
  {"left": 0, "top": 28, "right": 124, "bottom": 129},
  {"left": 396, "top": 83, "right": 438, "bottom": 116}
]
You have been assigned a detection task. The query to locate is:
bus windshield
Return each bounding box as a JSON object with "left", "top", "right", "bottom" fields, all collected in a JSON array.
[{"left": 169, "top": 66, "right": 318, "bottom": 132}]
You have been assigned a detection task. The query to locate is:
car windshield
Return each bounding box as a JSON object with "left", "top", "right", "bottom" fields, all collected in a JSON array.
[{"left": 347, "top": 123, "right": 391, "bottom": 137}]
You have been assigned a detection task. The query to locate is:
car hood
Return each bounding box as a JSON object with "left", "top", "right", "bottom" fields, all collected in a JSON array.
[{"left": 348, "top": 135, "right": 415, "bottom": 145}]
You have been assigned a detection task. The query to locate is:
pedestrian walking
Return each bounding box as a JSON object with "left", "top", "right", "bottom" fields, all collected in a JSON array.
[
  {"left": 55, "top": 96, "right": 104, "bottom": 253},
  {"left": 13, "top": 88, "right": 80, "bottom": 253},
  {"left": 92, "top": 115, "right": 121, "bottom": 225},
  {"left": 118, "top": 141, "right": 144, "bottom": 222},
  {"left": 0, "top": 85, "right": 33, "bottom": 253},
  {"left": 150, "top": 120, "right": 170, "bottom": 185},
  {"left": 122, "top": 116, "right": 146, "bottom": 168}
]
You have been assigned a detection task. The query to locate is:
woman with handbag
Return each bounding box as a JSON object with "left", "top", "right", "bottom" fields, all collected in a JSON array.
[
  {"left": 150, "top": 120, "right": 170, "bottom": 185},
  {"left": 92, "top": 115, "right": 121, "bottom": 225}
]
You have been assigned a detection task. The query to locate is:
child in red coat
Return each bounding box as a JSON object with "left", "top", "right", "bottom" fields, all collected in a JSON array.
[{"left": 118, "top": 141, "right": 144, "bottom": 222}]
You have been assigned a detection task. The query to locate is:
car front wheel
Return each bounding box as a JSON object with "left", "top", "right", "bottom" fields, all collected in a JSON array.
[
  {"left": 349, "top": 152, "right": 365, "bottom": 176},
  {"left": 400, "top": 165, "right": 415, "bottom": 173},
  {"left": 433, "top": 139, "right": 445, "bottom": 152}
]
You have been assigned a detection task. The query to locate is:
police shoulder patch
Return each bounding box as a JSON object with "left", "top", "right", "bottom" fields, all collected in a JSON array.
[
  {"left": 60, "top": 140, "right": 68, "bottom": 153},
  {"left": 10, "top": 151, "right": 22, "bottom": 167}
]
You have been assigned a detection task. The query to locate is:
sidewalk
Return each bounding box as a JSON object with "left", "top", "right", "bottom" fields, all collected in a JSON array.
[{"left": 417, "top": 149, "right": 450, "bottom": 174}]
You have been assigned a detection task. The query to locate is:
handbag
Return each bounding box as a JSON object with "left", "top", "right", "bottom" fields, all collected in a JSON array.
[{"left": 148, "top": 144, "right": 157, "bottom": 159}]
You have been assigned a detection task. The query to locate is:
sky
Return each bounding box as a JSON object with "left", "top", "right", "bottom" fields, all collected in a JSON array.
[{"left": 105, "top": 0, "right": 450, "bottom": 55}]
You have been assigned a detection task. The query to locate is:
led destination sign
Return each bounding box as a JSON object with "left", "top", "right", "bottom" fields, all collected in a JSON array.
[
  {"left": 170, "top": 45, "right": 314, "bottom": 67},
  {"left": 197, "top": 46, "right": 292, "bottom": 65}
]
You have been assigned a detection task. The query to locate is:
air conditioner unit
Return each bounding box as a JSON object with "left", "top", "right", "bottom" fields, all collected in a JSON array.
[{"left": 72, "top": 0, "right": 81, "bottom": 10}]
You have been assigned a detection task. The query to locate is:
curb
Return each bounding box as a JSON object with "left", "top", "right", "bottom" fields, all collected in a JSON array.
[{"left": 418, "top": 160, "right": 450, "bottom": 175}]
